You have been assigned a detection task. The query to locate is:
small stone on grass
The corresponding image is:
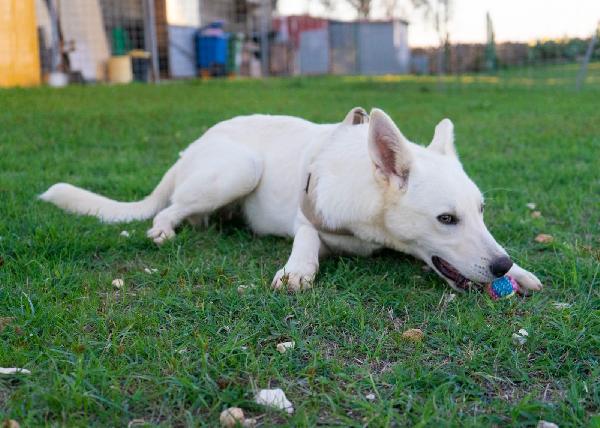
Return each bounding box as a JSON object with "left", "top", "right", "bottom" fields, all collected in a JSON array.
[
  {"left": 537, "top": 421, "right": 559, "bottom": 428},
  {"left": 219, "top": 407, "right": 245, "bottom": 428},
  {"left": 276, "top": 341, "right": 295, "bottom": 354},
  {"left": 402, "top": 328, "right": 424, "bottom": 342},
  {"left": 552, "top": 302, "right": 571, "bottom": 309},
  {"left": 535, "top": 234, "right": 554, "bottom": 243},
  {"left": 512, "top": 328, "right": 529, "bottom": 346},
  {"left": 255, "top": 388, "right": 294, "bottom": 414}
]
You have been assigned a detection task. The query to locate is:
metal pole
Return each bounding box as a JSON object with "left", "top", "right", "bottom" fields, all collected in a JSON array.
[
  {"left": 576, "top": 22, "right": 598, "bottom": 91},
  {"left": 143, "top": 0, "right": 160, "bottom": 82},
  {"left": 46, "top": 0, "right": 61, "bottom": 72},
  {"left": 260, "top": 0, "right": 269, "bottom": 77}
]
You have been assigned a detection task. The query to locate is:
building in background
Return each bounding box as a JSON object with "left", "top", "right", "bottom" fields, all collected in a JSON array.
[{"left": 273, "top": 16, "right": 410, "bottom": 76}]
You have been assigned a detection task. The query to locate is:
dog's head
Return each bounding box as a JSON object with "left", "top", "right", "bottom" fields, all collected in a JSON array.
[{"left": 368, "top": 109, "right": 511, "bottom": 291}]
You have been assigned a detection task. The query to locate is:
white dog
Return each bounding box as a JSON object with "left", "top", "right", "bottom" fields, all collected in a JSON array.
[{"left": 41, "top": 108, "right": 543, "bottom": 293}]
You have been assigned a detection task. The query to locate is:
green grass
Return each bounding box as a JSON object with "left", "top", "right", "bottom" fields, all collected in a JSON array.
[{"left": 0, "top": 71, "right": 599, "bottom": 427}]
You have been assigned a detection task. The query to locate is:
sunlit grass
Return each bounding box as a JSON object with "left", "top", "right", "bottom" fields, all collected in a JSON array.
[{"left": 0, "top": 71, "right": 598, "bottom": 427}]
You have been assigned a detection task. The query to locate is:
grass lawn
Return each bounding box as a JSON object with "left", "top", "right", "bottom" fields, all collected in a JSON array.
[{"left": 0, "top": 71, "right": 599, "bottom": 427}]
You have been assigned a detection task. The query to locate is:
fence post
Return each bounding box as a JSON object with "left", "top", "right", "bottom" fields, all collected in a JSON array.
[
  {"left": 143, "top": 0, "right": 160, "bottom": 82},
  {"left": 576, "top": 22, "right": 598, "bottom": 91},
  {"left": 260, "top": 0, "right": 270, "bottom": 77},
  {"left": 47, "top": 0, "right": 61, "bottom": 73}
]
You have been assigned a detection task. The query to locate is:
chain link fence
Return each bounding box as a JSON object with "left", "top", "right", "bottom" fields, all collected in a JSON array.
[{"left": 9, "top": 1, "right": 599, "bottom": 91}]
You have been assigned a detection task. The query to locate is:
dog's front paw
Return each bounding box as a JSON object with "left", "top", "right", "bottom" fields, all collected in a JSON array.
[
  {"left": 146, "top": 225, "right": 175, "bottom": 245},
  {"left": 509, "top": 264, "right": 543, "bottom": 294},
  {"left": 271, "top": 265, "right": 316, "bottom": 292}
]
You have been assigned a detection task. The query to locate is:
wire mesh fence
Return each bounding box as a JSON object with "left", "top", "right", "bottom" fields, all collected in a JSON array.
[{"left": 5, "top": 1, "right": 599, "bottom": 91}]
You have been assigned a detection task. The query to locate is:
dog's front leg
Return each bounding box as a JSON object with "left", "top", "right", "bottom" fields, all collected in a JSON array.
[
  {"left": 508, "top": 263, "right": 543, "bottom": 293},
  {"left": 272, "top": 225, "right": 325, "bottom": 292}
]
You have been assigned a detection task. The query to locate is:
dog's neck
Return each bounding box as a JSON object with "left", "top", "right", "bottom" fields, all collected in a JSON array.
[
  {"left": 304, "top": 123, "right": 424, "bottom": 254},
  {"left": 306, "top": 125, "right": 388, "bottom": 239}
]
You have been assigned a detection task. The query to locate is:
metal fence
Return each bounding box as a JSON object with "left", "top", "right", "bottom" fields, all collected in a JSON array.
[
  {"left": 36, "top": 0, "right": 159, "bottom": 82},
  {"left": 11, "top": 1, "right": 600, "bottom": 91},
  {"left": 34, "top": 0, "right": 274, "bottom": 84}
]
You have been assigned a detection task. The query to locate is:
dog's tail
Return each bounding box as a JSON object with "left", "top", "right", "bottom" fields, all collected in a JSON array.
[{"left": 39, "top": 166, "right": 176, "bottom": 223}]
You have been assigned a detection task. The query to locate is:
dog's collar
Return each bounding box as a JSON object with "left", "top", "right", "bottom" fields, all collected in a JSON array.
[{"left": 301, "top": 172, "right": 352, "bottom": 236}]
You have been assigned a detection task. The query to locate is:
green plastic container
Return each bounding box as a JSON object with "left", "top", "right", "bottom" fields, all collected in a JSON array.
[{"left": 112, "top": 27, "right": 128, "bottom": 55}]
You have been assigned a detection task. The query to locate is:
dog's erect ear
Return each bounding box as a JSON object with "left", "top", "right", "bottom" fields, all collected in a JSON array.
[
  {"left": 428, "top": 118, "right": 457, "bottom": 158},
  {"left": 343, "top": 107, "right": 369, "bottom": 125},
  {"left": 368, "top": 109, "right": 412, "bottom": 189}
]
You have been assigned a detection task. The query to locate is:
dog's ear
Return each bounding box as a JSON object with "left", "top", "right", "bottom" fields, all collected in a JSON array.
[
  {"left": 343, "top": 107, "right": 369, "bottom": 125},
  {"left": 428, "top": 118, "right": 457, "bottom": 158},
  {"left": 368, "top": 109, "right": 412, "bottom": 189}
]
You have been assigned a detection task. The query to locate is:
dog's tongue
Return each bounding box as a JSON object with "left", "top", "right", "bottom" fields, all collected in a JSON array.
[{"left": 455, "top": 277, "right": 471, "bottom": 290}]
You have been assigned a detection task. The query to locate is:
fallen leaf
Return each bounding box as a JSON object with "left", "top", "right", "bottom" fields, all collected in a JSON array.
[
  {"left": 255, "top": 388, "right": 294, "bottom": 414},
  {"left": 535, "top": 234, "right": 554, "bottom": 244},
  {"left": 112, "top": 278, "right": 124, "bottom": 289},
  {"left": 0, "top": 368, "right": 31, "bottom": 375},
  {"left": 531, "top": 211, "right": 542, "bottom": 218},
  {"left": 526, "top": 202, "right": 536, "bottom": 210},
  {"left": 0, "top": 317, "right": 14, "bottom": 333},
  {"left": 365, "top": 393, "right": 376, "bottom": 401},
  {"left": 276, "top": 341, "right": 295, "bottom": 354},
  {"left": 219, "top": 407, "right": 245, "bottom": 428},
  {"left": 402, "top": 328, "right": 424, "bottom": 342},
  {"left": 143, "top": 268, "right": 158, "bottom": 274},
  {"left": 552, "top": 302, "right": 571, "bottom": 309}
]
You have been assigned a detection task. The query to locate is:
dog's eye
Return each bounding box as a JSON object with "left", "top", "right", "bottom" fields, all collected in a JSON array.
[{"left": 437, "top": 214, "right": 458, "bottom": 225}]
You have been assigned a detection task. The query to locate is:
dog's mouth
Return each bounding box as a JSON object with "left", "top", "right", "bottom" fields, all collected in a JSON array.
[{"left": 431, "top": 256, "right": 479, "bottom": 291}]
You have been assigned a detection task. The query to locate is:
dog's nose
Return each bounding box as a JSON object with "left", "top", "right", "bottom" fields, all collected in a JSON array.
[{"left": 489, "top": 256, "right": 513, "bottom": 278}]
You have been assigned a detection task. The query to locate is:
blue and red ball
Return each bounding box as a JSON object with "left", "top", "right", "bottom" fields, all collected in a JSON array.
[{"left": 487, "top": 275, "right": 519, "bottom": 299}]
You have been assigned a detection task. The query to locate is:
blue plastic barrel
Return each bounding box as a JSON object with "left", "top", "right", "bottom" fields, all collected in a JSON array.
[{"left": 196, "top": 22, "right": 229, "bottom": 74}]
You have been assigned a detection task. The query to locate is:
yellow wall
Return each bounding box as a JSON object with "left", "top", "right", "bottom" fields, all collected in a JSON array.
[{"left": 0, "top": 0, "right": 41, "bottom": 87}]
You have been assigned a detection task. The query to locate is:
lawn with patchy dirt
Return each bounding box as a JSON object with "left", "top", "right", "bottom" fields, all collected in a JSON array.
[{"left": 0, "top": 70, "right": 599, "bottom": 426}]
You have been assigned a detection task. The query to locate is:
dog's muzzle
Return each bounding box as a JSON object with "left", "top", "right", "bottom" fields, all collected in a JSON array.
[{"left": 431, "top": 256, "right": 477, "bottom": 290}]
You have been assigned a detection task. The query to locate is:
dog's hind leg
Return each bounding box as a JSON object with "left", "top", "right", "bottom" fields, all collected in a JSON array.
[{"left": 147, "top": 144, "right": 263, "bottom": 245}]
